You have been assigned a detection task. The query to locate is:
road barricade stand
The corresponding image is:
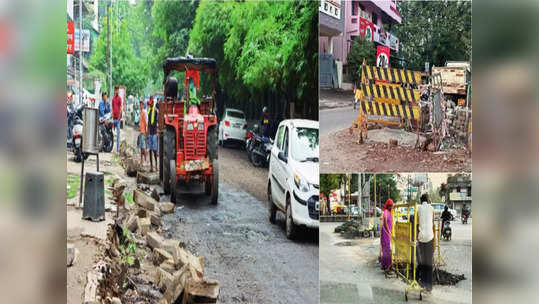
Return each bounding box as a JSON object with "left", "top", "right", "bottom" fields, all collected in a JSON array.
[{"left": 392, "top": 202, "right": 423, "bottom": 301}]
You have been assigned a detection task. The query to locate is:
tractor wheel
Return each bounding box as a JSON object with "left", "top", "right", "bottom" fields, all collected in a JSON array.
[
  {"left": 170, "top": 159, "right": 177, "bottom": 203},
  {"left": 163, "top": 128, "right": 175, "bottom": 195},
  {"left": 207, "top": 126, "right": 218, "bottom": 160}
]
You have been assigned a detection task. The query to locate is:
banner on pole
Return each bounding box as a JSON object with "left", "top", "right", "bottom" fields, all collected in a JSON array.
[
  {"left": 74, "top": 29, "right": 91, "bottom": 53},
  {"left": 67, "top": 21, "right": 74, "bottom": 54}
]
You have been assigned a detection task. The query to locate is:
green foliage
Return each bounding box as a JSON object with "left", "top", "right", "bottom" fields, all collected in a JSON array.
[
  {"left": 364, "top": 174, "right": 401, "bottom": 209},
  {"left": 66, "top": 174, "right": 80, "bottom": 200},
  {"left": 119, "top": 226, "right": 138, "bottom": 267},
  {"left": 189, "top": 0, "right": 318, "bottom": 119},
  {"left": 87, "top": 1, "right": 317, "bottom": 118},
  {"left": 393, "top": 1, "right": 471, "bottom": 70},
  {"left": 346, "top": 36, "right": 376, "bottom": 84}
]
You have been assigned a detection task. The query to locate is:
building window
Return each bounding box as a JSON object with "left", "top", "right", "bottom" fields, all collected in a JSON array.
[
  {"left": 352, "top": 2, "right": 358, "bottom": 16},
  {"left": 324, "top": 2, "right": 328, "bottom": 11},
  {"left": 372, "top": 13, "right": 378, "bottom": 24},
  {"left": 335, "top": 8, "right": 339, "bottom": 17}
]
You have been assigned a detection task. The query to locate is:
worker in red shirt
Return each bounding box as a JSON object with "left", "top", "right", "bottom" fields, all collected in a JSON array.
[{"left": 112, "top": 85, "right": 122, "bottom": 152}]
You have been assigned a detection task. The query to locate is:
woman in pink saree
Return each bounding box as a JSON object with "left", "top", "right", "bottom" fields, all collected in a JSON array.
[{"left": 381, "top": 199, "right": 394, "bottom": 271}]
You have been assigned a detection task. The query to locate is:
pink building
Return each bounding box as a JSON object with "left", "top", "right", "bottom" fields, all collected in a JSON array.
[{"left": 320, "top": 1, "right": 402, "bottom": 87}]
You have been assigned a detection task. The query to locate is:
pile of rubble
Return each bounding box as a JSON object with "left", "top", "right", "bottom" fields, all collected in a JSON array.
[
  {"left": 433, "top": 268, "right": 466, "bottom": 285},
  {"left": 445, "top": 102, "right": 471, "bottom": 143},
  {"left": 93, "top": 180, "right": 220, "bottom": 304},
  {"left": 334, "top": 220, "right": 374, "bottom": 239}
]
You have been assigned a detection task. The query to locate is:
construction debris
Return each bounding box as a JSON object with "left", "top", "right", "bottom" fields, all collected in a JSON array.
[
  {"left": 137, "top": 171, "right": 160, "bottom": 185},
  {"left": 334, "top": 220, "right": 372, "bottom": 239},
  {"left": 133, "top": 189, "right": 156, "bottom": 211},
  {"left": 159, "top": 202, "right": 175, "bottom": 214},
  {"left": 433, "top": 268, "right": 466, "bottom": 285}
]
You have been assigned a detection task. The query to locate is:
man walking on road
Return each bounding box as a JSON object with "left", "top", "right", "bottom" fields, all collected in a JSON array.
[
  {"left": 138, "top": 99, "right": 147, "bottom": 167},
  {"left": 112, "top": 86, "right": 122, "bottom": 153},
  {"left": 147, "top": 97, "right": 159, "bottom": 172},
  {"left": 417, "top": 193, "right": 435, "bottom": 292}
]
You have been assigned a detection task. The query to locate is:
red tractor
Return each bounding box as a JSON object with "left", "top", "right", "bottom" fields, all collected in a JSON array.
[{"left": 158, "top": 56, "right": 219, "bottom": 204}]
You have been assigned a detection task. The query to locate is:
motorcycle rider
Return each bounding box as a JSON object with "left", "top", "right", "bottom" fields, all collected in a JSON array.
[
  {"left": 461, "top": 205, "right": 470, "bottom": 222},
  {"left": 441, "top": 205, "right": 452, "bottom": 226},
  {"left": 260, "top": 106, "right": 272, "bottom": 138},
  {"left": 98, "top": 92, "right": 110, "bottom": 119}
]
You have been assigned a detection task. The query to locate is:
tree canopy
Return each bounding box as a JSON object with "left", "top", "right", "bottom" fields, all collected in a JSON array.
[
  {"left": 393, "top": 0, "right": 471, "bottom": 70},
  {"left": 87, "top": 0, "right": 317, "bottom": 119}
]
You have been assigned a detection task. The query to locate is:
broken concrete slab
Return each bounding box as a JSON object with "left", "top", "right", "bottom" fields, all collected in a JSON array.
[
  {"left": 150, "top": 212, "right": 161, "bottom": 226},
  {"left": 137, "top": 171, "right": 160, "bottom": 185},
  {"left": 156, "top": 267, "right": 174, "bottom": 292},
  {"left": 183, "top": 278, "right": 220, "bottom": 304},
  {"left": 163, "top": 265, "right": 191, "bottom": 304},
  {"left": 139, "top": 217, "right": 151, "bottom": 235},
  {"left": 133, "top": 189, "right": 156, "bottom": 211},
  {"left": 172, "top": 246, "right": 204, "bottom": 278},
  {"left": 160, "top": 259, "right": 176, "bottom": 274},
  {"left": 159, "top": 202, "right": 175, "bottom": 213},
  {"left": 137, "top": 208, "right": 148, "bottom": 218},
  {"left": 153, "top": 248, "right": 173, "bottom": 266},
  {"left": 83, "top": 271, "right": 101, "bottom": 304},
  {"left": 159, "top": 202, "right": 175, "bottom": 214},
  {"left": 124, "top": 157, "right": 140, "bottom": 177},
  {"left": 147, "top": 231, "right": 165, "bottom": 249},
  {"left": 151, "top": 188, "right": 161, "bottom": 202},
  {"left": 126, "top": 215, "right": 139, "bottom": 232}
]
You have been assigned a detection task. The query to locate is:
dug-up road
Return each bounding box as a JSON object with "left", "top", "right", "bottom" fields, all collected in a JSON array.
[{"left": 161, "top": 144, "right": 319, "bottom": 304}]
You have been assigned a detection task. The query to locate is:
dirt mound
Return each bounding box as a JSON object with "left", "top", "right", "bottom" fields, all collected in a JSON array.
[
  {"left": 433, "top": 268, "right": 466, "bottom": 285},
  {"left": 334, "top": 220, "right": 369, "bottom": 239}
]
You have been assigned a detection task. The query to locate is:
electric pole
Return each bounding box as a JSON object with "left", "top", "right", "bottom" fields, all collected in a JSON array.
[{"left": 79, "top": 0, "right": 83, "bottom": 106}]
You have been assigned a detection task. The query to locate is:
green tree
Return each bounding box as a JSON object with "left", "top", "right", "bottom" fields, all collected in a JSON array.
[
  {"left": 364, "top": 174, "right": 401, "bottom": 210},
  {"left": 320, "top": 174, "right": 344, "bottom": 215},
  {"left": 393, "top": 1, "right": 471, "bottom": 70},
  {"left": 346, "top": 36, "right": 376, "bottom": 84}
]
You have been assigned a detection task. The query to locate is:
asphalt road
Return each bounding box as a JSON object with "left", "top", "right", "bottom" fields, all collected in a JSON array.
[
  {"left": 161, "top": 144, "right": 319, "bottom": 304},
  {"left": 320, "top": 106, "right": 359, "bottom": 136}
]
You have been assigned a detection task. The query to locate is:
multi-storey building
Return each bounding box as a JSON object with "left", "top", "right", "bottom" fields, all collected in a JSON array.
[{"left": 320, "top": 0, "right": 402, "bottom": 88}]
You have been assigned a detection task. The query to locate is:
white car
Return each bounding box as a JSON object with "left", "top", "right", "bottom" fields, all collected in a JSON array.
[
  {"left": 267, "top": 119, "right": 319, "bottom": 239},
  {"left": 218, "top": 108, "right": 248, "bottom": 146}
]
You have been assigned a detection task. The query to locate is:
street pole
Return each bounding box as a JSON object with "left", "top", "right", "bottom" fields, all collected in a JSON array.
[
  {"left": 79, "top": 0, "right": 83, "bottom": 106},
  {"left": 108, "top": 3, "right": 112, "bottom": 101},
  {"left": 374, "top": 174, "right": 377, "bottom": 215}
]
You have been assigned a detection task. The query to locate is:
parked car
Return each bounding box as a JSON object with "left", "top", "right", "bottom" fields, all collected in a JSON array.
[
  {"left": 218, "top": 108, "right": 248, "bottom": 147},
  {"left": 267, "top": 119, "right": 319, "bottom": 239}
]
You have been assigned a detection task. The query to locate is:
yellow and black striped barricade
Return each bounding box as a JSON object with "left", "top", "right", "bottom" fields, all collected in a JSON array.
[
  {"left": 359, "top": 82, "right": 421, "bottom": 105},
  {"left": 361, "top": 64, "right": 422, "bottom": 86},
  {"left": 392, "top": 202, "right": 423, "bottom": 301},
  {"left": 349, "top": 100, "right": 422, "bottom": 143}
]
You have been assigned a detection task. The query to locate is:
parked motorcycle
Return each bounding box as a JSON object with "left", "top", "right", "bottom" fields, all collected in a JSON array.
[
  {"left": 442, "top": 220, "right": 452, "bottom": 241},
  {"left": 246, "top": 124, "right": 273, "bottom": 167},
  {"left": 70, "top": 103, "right": 88, "bottom": 162},
  {"left": 99, "top": 113, "right": 114, "bottom": 152}
]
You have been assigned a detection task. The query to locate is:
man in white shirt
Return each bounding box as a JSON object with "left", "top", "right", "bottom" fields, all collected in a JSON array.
[{"left": 416, "top": 193, "right": 435, "bottom": 291}]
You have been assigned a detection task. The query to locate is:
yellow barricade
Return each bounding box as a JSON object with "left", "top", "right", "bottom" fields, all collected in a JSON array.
[
  {"left": 392, "top": 202, "right": 423, "bottom": 301},
  {"left": 360, "top": 82, "right": 421, "bottom": 105},
  {"left": 360, "top": 101, "right": 420, "bottom": 120},
  {"left": 361, "top": 64, "right": 422, "bottom": 85}
]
